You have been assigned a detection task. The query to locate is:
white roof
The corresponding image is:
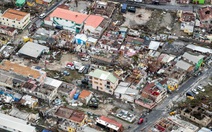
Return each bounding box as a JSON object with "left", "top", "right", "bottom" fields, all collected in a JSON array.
[
  {"left": 186, "top": 44, "right": 212, "bottom": 54},
  {"left": 175, "top": 60, "right": 192, "bottom": 71},
  {"left": 115, "top": 82, "right": 138, "bottom": 95},
  {"left": 0, "top": 113, "right": 36, "bottom": 132},
  {"left": 75, "top": 34, "right": 88, "bottom": 42},
  {"left": 182, "top": 52, "right": 204, "bottom": 64},
  {"left": 44, "top": 77, "right": 62, "bottom": 88},
  {"left": 18, "top": 42, "right": 49, "bottom": 58},
  {"left": 148, "top": 41, "right": 160, "bottom": 50},
  {"left": 198, "top": 127, "right": 212, "bottom": 132},
  {"left": 87, "top": 37, "right": 98, "bottom": 43}
]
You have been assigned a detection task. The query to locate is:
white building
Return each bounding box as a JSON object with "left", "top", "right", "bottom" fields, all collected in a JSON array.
[
  {"left": 20, "top": 95, "right": 38, "bottom": 108},
  {"left": 0, "top": 113, "right": 36, "bottom": 132},
  {"left": 114, "top": 82, "right": 139, "bottom": 102},
  {"left": 0, "top": 8, "right": 30, "bottom": 29}
]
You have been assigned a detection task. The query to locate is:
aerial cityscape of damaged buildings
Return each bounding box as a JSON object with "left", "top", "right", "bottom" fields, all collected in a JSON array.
[{"left": 0, "top": 0, "right": 211, "bottom": 132}]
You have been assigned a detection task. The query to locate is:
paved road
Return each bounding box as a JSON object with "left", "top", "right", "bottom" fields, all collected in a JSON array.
[
  {"left": 113, "top": 0, "right": 209, "bottom": 11},
  {"left": 133, "top": 68, "right": 212, "bottom": 132},
  {"left": 31, "top": 0, "right": 66, "bottom": 27}
]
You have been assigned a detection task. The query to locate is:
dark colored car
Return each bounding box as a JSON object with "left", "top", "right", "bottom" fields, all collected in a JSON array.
[
  {"left": 128, "top": 6, "right": 136, "bottom": 13},
  {"left": 83, "top": 64, "right": 90, "bottom": 74}
]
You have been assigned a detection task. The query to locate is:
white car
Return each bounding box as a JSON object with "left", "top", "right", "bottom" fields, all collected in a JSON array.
[
  {"left": 192, "top": 89, "right": 199, "bottom": 95},
  {"left": 39, "top": 13, "right": 46, "bottom": 19},
  {"left": 197, "top": 86, "right": 205, "bottom": 92},
  {"left": 66, "top": 65, "right": 75, "bottom": 70},
  {"left": 81, "top": 56, "right": 90, "bottom": 61}
]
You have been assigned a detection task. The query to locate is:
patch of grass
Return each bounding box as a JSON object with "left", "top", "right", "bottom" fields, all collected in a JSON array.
[{"left": 61, "top": 70, "right": 83, "bottom": 83}]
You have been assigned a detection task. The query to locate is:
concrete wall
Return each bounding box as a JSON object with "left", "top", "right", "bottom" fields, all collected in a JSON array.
[
  {"left": 50, "top": 17, "right": 83, "bottom": 33},
  {"left": 0, "top": 13, "right": 30, "bottom": 29},
  {"left": 90, "top": 76, "right": 118, "bottom": 95}
]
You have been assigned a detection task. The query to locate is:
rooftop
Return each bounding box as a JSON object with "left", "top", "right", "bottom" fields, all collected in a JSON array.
[
  {"left": 0, "top": 113, "right": 36, "bottom": 132},
  {"left": 1, "top": 8, "right": 29, "bottom": 21},
  {"left": 186, "top": 44, "right": 212, "bottom": 54},
  {"left": 97, "top": 116, "right": 123, "bottom": 130},
  {"left": 0, "top": 60, "right": 41, "bottom": 79},
  {"left": 79, "top": 90, "right": 92, "bottom": 99},
  {"left": 69, "top": 111, "right": 85, "bottom": 123},
  {"left": 55, "top": 107, "right": 85, "bottom": 123},
  {"left": 198, "top": 6, "right": 212, "bottom": 21},
  {"left": 181, "top": 12, "right": 196, "bottom": 22},
  {"left": 85, "top": 15, "right": 104, "bottom": 28},
  {"left": 55, "top": 107, "right": 74, "bottom": 119},
  {"left": 18, "top": 42, "right": 49, "bottom": 58},
  {"left": 182, "top": 52, "right": 205, "bottom": 64},
  {"left": 88, "top": 69, "right": 118, "bottom": 84},
  {"left": 175, "top": 60, "right": 193, "bottom": 71},
  {"left": 50, "top": 7, "right": 88, "bottom": 24}
]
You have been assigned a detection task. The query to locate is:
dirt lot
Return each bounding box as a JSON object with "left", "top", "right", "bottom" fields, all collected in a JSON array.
[
  {"left": 122, "top": 8, "right": 152, "bottom": 27},
  {"left": 67, "top": 1, "right": 91, "bottom": 13},
  {"left": 146, "top": 10, "right": 175, "bottom": 33}
]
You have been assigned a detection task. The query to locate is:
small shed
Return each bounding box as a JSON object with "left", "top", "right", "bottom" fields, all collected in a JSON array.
[{"left": 75, "top": 34, "right": 87, "bottom": 45}]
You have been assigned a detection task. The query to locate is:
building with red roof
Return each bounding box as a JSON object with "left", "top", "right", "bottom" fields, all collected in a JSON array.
[
  {"left": 84, "top": 15, "right": 109, "bottom": 38},
  {"left": 44, "top": 7, "right": 109, "bottom": 35},
  {"left": 96, "top": 116, "right": 124, "bottom": 132}
]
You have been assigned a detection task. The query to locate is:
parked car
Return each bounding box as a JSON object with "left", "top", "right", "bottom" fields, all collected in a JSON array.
[
  {"left": 197, "top": 85, "right": 205, "bottom": 92},
  {"left": 137, "top": 117, "right": 144, "bottom": 124},
  {"left": 191, "top": 88, "right": 199, "bottom": 95},
  {"left": 61, "top": 71, "right": 70, "bottom": 76},
  {"left": 81, "top": 56, "right": 90, "bottom": 61},
  {"left": 39, "top": 13, "right": 46, "bottom": 19},
  {"left": 66, "top": 62, "right": 75, "bottom": 70},
  {"left": 128, "top": 6, "right": 136, "bottom": 13},
  {"left": 83, "top": 64, "right": 90, "bottom": 74},
  {"left": 186, "top": 92, "right": 194, "bottom": 100},
  {"left": 78, "top": 66, "right": 85, "bottom": 73}
]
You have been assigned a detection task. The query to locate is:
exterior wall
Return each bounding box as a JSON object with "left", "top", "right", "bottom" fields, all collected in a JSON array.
[
  {"left": 0, "top": 28, "right": 17, "bottom": 36},
  {"left": 84, "top": 25, "right": 96, "bottom": 33},
  {"left": 154, "top": 90, "right": 167, "bottom": 103},
  {"left": 44, "top": 19, "right": 53, "bottom": 26},
  {"left": 135, "top": 99, "right": 156, "bottom": 109},
  {"left": 48, "top": 87, "right": 58, "bottom": 101},
  {"left": 196, "top": 58, "right": 203, "bottom": 69},
  {"left": 180, "top": 110, "right": 211, "bottom": 126},
  {"left": 89, "top": 76, "right": 118, "bottom": 95},
  {"left": 50, "top": 17, "right": 83, "bottom": 33},
  {"left": 0, "top": 13, "right": 30, "bottom": 29},
  {"left": 121, "top": 94, "right": 135, "bottom": 102}
]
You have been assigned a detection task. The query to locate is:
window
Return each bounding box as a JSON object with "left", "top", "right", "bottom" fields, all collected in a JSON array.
[
  {"left": 7, "top": 19, "right": 8, "bottom": 21},
  {"left": 3, "top": 18, "right": 4, "bottom": 20},
  {"left": 66, "top": 20, "right": 68, "bottom": 22},
  {"left": 94, "top": 81, "right": 98, "bottom": 84},
  {"left": 18, "top": 22, "right": 20, "bottom": 24}
]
